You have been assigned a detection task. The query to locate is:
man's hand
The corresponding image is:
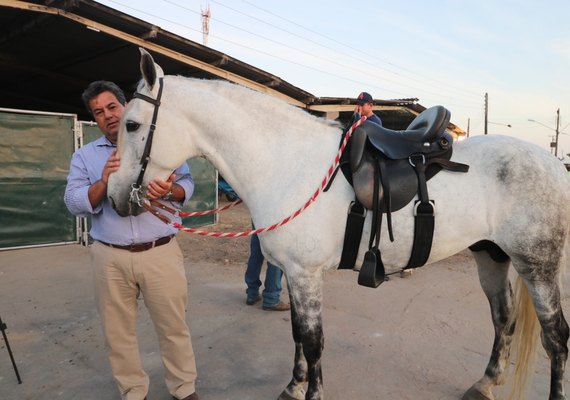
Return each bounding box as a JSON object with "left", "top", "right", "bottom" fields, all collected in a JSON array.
[
  {"left": 101, "top": 149, "right": 120, "bottom": 185},
  {"left": 88, "top": 149, "right": 120, "bottom": 208},
  {"left": 147, "top": 173, "right": 176, "bottom": 200}
]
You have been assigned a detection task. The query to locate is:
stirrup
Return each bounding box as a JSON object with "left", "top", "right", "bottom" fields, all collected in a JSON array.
[{"left": 358, "top": 249, "right": 386, "bottom": 288}]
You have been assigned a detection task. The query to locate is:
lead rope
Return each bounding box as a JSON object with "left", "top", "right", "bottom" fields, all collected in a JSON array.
[
  {"left": 181, "top": 199, "right": 243, "bottom": 216},
  {"left": 145, "top": 116, "right": 367, "bottom": 237}
]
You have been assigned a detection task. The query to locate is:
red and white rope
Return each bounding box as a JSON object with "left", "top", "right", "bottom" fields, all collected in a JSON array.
[
  {"left": 172, "top": 116, "right": 366, "bottom": 237},
  {"left": 179, "top": 199, "right": 242, "bottom": 217}
]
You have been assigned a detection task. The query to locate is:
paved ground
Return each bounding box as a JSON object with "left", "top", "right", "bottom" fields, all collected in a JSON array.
[{"left": 0, "top": 203, "right": 567, "bottom": 400}]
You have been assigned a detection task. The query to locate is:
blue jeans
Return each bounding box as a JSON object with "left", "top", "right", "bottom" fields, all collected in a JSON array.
[{"left": 245, "top": 233, "right": 283, "bottom": 307}]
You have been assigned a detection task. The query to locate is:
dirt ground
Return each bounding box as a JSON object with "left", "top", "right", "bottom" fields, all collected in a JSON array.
[{"left": 1, "top": 198, "right": 568, "bottom": 400}]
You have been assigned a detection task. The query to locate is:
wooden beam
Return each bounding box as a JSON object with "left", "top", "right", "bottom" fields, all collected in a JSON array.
[{"left": 307, "top": 104, "right": 413, "bottom": 112}]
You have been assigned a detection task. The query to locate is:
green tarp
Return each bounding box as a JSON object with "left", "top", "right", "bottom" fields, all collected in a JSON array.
[
  {"left": 0, "top": 111, "right": 76, "bottom": 248},
  {"left": 183, "top": 157, "right": 216, "bottom": 227},
  {"left": 0, "top": 112, "right": 216, "bottom": 250}
]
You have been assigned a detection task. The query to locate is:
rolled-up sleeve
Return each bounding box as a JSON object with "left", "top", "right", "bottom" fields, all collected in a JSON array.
[
  {"left": 173, "top": 162, "right": 194, "bottom": 207},
  {"left": 64, "top": 151, "right": 101, "bottom": 216}
]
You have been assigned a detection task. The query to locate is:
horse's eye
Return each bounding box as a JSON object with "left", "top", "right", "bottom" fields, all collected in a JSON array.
[{"left": 125, "top": 121, "right": 141, "bottom": 132}]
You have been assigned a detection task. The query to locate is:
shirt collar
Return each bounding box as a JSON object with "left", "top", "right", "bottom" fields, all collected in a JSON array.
[{"left": 94, "top": 135, "right": 117, "bottom": 147}]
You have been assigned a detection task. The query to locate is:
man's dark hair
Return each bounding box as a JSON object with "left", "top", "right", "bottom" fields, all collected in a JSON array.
[{"left": 81, "top": 80, "right": 127, "bottom": 115}]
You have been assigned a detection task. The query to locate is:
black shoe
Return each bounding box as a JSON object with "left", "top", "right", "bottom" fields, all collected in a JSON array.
[
  {"left": 174, "top": 393, "right": 200, "bottom": 400},
  {"left": 246, "top": 295, "right": 261, "bottom": 305},
  {"left": 262, "top": 301, "right": 290, "bottom": 311}
]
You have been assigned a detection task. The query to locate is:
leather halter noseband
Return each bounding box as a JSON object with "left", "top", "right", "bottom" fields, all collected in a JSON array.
[{"left": 128, "top": 77, "right": 164, "bottom": 206}]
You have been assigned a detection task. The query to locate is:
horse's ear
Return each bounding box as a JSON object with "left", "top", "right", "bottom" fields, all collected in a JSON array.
[{"left": 138, "top": 47, "right": 164, "bottom": 90}]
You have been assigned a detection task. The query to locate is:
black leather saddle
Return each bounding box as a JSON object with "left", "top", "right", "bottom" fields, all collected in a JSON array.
[
  {"left": 349, "top": 105, "right": 454, "bottom": 212},
  {"left": 337, "top": 105, "right": 469, "bottom": 287}
]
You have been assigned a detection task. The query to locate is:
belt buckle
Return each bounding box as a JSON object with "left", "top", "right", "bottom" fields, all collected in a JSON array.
[{"left": 128, "top": 242, "right": 147, "bottom": 252}]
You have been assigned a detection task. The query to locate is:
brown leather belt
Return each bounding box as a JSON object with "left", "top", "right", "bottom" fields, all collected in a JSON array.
[{"left": 98, "top": 235, "right": 174, "bottom": 252}]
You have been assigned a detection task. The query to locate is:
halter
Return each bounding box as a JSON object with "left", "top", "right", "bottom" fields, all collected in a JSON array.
[{"left": 128, "top": 77, "right": 164, "bottom": 206}]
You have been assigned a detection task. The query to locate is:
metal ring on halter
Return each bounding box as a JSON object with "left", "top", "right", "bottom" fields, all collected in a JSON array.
[{"left": 129, "top": 183, "right": 145, "bottom": 207}]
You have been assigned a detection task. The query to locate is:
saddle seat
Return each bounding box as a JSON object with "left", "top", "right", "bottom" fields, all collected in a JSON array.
[
  {"left": 351, "top": 105, "right": 452, "bottom": 164},
  {"left": 349, "top": 105, "right": 455, "bottom": 212}
]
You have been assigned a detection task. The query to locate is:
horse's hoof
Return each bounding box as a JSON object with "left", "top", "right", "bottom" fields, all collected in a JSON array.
[
  {"left": 462, "top": 386, "right": 494, "bottom": 400},
  {"left": 278, "top": 387, "right": 306, "bottom": 400}
]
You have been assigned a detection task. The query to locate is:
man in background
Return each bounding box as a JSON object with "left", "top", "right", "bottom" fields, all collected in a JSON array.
[{"left": 355, "top": 91, "right": 383, "bottom": 126}]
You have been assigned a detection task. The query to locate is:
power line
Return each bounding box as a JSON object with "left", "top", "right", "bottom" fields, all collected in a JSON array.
[
  {"left": 162, "top": 0, "right": 480, "bottom": 105},
  {"left": 160, "top": 0, "right": 482, "bottom": 106},
  {"left": 101, "top": 0, "right": 404, "bottom": 97},
  {"left": 236, "top": 0, "right": 482, "bottom": 100},
  {"left": 102, "top": 0, "right": 483, "bottom": 111},
  {"left": 210, "top": 0, "right": 481, "bottom": 104}
]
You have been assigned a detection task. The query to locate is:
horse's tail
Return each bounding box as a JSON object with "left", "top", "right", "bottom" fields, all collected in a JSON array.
[
  {"left": 506, "top": 276, "right": 540, "bottom": 400},
  {"left": 507, "top": 221, "right": 570, "bottom": 399}
]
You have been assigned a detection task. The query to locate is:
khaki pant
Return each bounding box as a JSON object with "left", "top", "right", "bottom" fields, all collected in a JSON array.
[{"left": 91, "top": 239, "right": 197, "bottom": 400}]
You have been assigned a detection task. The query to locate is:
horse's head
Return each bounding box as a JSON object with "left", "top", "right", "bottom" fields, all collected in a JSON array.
[{"left": 108, "top": 48, "right": 191, "bottom": 216}]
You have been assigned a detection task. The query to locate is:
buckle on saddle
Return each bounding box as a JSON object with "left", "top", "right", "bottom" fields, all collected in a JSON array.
[
  {"left": 348, "top": 201, "right": 367, "bottom": 217},
  {"left": 413, "top": 200, "right": 435, "bottom": 216},
  {"left": 408, "top": 154, "right": 426, "bottom": 167}
]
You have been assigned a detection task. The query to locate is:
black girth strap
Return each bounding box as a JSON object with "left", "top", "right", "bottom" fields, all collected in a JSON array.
[
  {"left": 405, "top": 154, "right": 435, "bottom": 269},
  {"left": 338, "top": 200, "right": 366, "bottom": 269},
  {"left": 132, "top": 77, "right": 164, "bottom": 190}
]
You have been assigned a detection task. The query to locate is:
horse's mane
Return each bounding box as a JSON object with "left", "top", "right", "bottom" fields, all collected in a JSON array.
[{"left": 167, "top": 75, "right": 342, "bottom": 134}]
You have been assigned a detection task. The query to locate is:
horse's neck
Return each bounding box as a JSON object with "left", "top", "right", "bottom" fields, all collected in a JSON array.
[
  {"left": 188, "top": 86, "right": 342, "bottom": 225},
  {"left": 209, "top": 123, "right": 341, "bottom": 225}
]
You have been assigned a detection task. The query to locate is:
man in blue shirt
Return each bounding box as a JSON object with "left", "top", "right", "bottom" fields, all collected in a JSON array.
[
  {"left": 65, "top": 81, "right": 199, "bottom": 400},
  {"left": 355, "top": 91, "right": 383, "bottom": 126}
]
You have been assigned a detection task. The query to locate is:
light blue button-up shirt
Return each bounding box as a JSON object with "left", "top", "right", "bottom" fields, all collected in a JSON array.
[{"left": 64, "top": 135, "right": 194, "bottom": 245}]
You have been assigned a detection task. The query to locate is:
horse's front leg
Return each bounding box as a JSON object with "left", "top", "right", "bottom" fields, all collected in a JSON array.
[{"left": 279, "top": 270, "right": 324, "bottom": 400}]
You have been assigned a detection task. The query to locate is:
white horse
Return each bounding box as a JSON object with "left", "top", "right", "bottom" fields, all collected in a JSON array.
[{"left": 108, "top": 49, "right": 570, "bottom": 400}]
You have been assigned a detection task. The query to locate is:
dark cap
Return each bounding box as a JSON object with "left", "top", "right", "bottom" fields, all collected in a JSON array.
[{"left": 356, "top": 92, "right": 374, "bottom": 104}]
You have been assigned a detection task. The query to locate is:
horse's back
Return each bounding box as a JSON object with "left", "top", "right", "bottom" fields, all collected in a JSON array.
[
  {"left": 453, "top": 135, "right": 570, "bottom": 264},
  {"left": 454, "top": 135, "right": 570, "bottom": 204}
]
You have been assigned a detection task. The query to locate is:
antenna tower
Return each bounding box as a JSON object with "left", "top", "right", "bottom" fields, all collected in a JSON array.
[{"left": 201, "top": 4, "right": 211, "bottom": 46}]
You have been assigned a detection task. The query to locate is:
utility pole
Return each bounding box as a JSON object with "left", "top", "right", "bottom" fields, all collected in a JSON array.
[
  {"left": 484, "top": 92, "right": 488, "bottom": 135},
  {"left": 467, "top": 117, "right": 470, "bottom": 137},
  {"left": 555, "top": 108, "right": 560, "bottom": 157},
  {"left": 528, "top": 109, "right": 566, "bottom": 155},
  {"left": 549, "top": 136, "right": 556, "bottom": 155}
]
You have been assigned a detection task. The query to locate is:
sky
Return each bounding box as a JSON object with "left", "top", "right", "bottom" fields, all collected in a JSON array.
[{"left": 99, "top": 0, "right": 570, "bottom": 157}]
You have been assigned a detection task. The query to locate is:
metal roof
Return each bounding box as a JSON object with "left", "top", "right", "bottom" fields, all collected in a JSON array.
[
  {"left": 0, "top": 0, "right": 317, "bottom": 118},
  {"left": 0, "top": 0, "right": 464, "bottom": 135}
]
